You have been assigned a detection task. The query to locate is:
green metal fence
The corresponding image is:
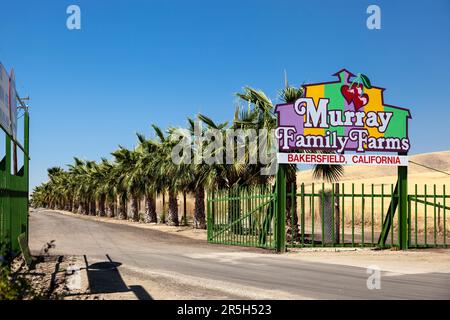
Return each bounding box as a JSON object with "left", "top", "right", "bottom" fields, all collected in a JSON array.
[
  {"left": 408, "top": 184, "right": 448, "bottom": 248},
  {"left": 207, "top": 185, "right": 277, "bottom": 249},
  {"left": 206, "top": 180, "right": 449, "bottom": 250},
  {"left": 0, "top": 110, "right": 30, "bottom": 256},
  {"left": 288, "top": 182, "right": 405, "bottom": 248}
]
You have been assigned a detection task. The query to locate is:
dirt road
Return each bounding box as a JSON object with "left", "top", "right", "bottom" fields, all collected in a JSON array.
[{"left": 29, "top": 209, "right": 450, "bottom": 299}]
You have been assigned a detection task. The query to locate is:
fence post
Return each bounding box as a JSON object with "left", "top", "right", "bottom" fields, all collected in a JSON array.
[
  {"left": 276, "top": 164, "right": 286, "bottom": 253},
  {"left": 398, "top": 163, "right": 408, "bottom": 249}
]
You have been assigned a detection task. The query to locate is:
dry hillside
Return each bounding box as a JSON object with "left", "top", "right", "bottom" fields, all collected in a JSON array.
[{"left": 297, "top": 150, "right": 450, "bottom": 193}]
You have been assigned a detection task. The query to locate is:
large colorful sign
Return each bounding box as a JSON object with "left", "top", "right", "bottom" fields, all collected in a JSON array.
[
  {"left": 275, "top": 69, "right": 411, "bottom": 166},
  {"left": 0, "top": 62, "right": 17, "bottom": 138}
]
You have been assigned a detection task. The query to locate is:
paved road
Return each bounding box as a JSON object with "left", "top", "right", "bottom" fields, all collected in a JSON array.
[{"left": 29, "top": 210, "right": 450, "bottom": 299}]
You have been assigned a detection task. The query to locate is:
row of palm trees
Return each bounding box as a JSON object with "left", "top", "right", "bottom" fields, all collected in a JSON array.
[{"left": 31, "top": 81, "right": 342, "bottom": 233}]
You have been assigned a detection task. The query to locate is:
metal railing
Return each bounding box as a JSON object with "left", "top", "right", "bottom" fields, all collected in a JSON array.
[
  {"left": 288, "top": 182, "right": 400, "bottom": 248},
  {"left": 288, "top": 182, "right": 449, "bottom": 248},
  {"left": 408, "top": 184, "right": 449, "bottom": 248}
]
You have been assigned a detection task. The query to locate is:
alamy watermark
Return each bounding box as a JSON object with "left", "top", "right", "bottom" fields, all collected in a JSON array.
[
  {"left": 66, "top": 5, "right": 81, "bottom": 30},
  {"left": 367, "top": 5, "right": 381, "bottom": 30},
  {"left": 170, "top": 121, "right": 279, "bottom": 175},
  {"left": 366, "top": 265, "right": 381, "bottom": 290}
]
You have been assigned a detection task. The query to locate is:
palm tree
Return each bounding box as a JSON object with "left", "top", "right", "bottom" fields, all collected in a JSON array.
[
  {"left": 46, "top": 167, "right": 64, "bottom": 209},
  {"left": 68, "top": 157, "right": 89, "bottom": 215},
  {"left": 111, "top": 147, "right": 133, "bottom": 220},
  {"left": 90, "top": 159, "right": 111, "bottom": 217},
  {"left": 184, "top": 115, "right": 229, "bottom": 229},
  {"left": 154, "top": 126, "right": 180, "bottom": 226},
  {"left": 136, "top": 125, "right": 176, "bottom": 225},
  {"left": 99, "top": 159, "right": 117, "bottom": 218},
  {"left": 135, "top": 133, "right": 159, "bottom": 223},
  {"left": 123, "top": 149, "right": 142, "bottom": 222},
  {"left": 83, "top": 160, "right": 98, "bottom": 216}
]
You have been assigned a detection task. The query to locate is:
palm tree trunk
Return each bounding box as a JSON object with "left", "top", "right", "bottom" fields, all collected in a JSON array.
[
  {"left": 334, "top": 183, "right": 340, "bottom": 244},
  {"left": 118, "top": 195, "right": 127, "bottom": 220},
  {"left": 144, "top": 193, "right": 157, "bottom": 223},
  {"left": 162, "top": 192, "right": 166, "bottom": 214},
  {"left": 167, "top": 188, "right": 179, "bottom": 226},
  {"left": 183, "top": 191, "right": 187, "bottom": 226},
  {"left": 107, "top": 199, "right": 115, "bottom": 218},
  {"left": 159, "top": 192, "right": 166, "bottom": 224},
  {"left": 194, "top": 186, "right": 206, "bottom": 229},
  {"left": 286, "top": 175, "right": 300, "bottom": 243},
  {"left": 98, "top": 195, "right": 106, "bottom": 217},
  {"left": 130, "top": 196, "right": 139, "bottom": 221},
  {"left": 78, "top": 201, "right": 87, "bottom": 214},
  {"left": 89, "top": 200, "right": 96, "bottom": 216}
]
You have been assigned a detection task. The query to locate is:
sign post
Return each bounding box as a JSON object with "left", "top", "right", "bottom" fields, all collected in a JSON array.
[
  {"left": 398, "top": 156, "right": 408, "bottom": 249},
  {"left": 275, "top": 164, "right": 286, "bottom": 253}
]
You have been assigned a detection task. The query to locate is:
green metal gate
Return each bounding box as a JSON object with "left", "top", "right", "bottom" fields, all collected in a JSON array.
[
  {"left": 207, "top": 185, "right": 277, "bottom": 249},
  {"left": 0, "top": 110, "right": 30, "bottom": 256}
]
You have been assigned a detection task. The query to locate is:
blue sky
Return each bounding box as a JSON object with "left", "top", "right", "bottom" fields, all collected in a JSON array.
[{"left": 0, "top": 0, "right": 449, "bottom": 189}]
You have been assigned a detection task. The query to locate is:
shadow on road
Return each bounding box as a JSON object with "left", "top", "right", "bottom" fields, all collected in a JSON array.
[{"left": 83, "top": 254, "right": 153, "bottom": 300}]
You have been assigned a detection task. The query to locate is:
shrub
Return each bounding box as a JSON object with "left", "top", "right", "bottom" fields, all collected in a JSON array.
[{"left": 0, "top": 266, "right": 36, "bottom": 300}]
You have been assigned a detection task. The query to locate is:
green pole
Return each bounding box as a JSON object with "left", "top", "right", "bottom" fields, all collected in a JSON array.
[
  {"left": 398, "top": 161, "right": 408, "bottom": 250},
  {"left": 24, "top": 110, "right": 30, "bottom": 243},
  {"left": 276, "top": 164, "right": 286, "bottom": 253}
]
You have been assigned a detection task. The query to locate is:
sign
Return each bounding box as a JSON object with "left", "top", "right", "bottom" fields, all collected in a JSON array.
[
  {"left": 9, "top": 69, "right": 17, "bottom": 139},
  {"left": 275, "top": 69, "right": 411, "bottom": 166},
  {"left": 277, "top": 153, "right": 408, "bottom": 166},
  {"left": 0, "top": 62, "right": 17, "bottom": 138}
]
